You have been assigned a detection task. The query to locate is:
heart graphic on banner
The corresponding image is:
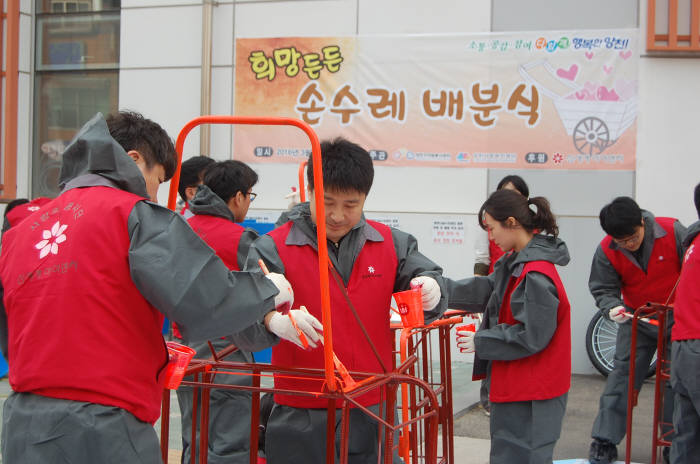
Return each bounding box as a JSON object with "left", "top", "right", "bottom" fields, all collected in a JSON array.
[
  {"left": 619, "top": 50, "right": 632, "bottom": 60},
  {"left": 613, "top": 78, "right": 637, "bottom": 100},
  {"left": 596, "top": 86, "right": 620, "bottom": 101},
  {"left": 603, "top": 65, "right": 613, "bottom": 74},
  {"left": 556, "top": 64, "right": 578, "bottom": 81},
  {"left": 585, "top": 52, "right": 594, "bottom": 60}
]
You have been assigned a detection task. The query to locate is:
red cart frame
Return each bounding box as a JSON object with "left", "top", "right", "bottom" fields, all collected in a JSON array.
[
  {"left": 625, "top": 303, "right": 673, "bottom": 464},
  {"left": 161, "top": 116, "right": 464, "bottom": 464}
]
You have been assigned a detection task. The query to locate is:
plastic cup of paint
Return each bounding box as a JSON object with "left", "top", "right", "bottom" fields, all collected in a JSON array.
[
  {"left": 392, "top": 288, "right": 424, "bottom": 328},
  {"left": 164, "top": 341, "right": 196, "bottom": 390},
  {"left": 456, "top": 324, "right": 476, "bottom": 353}
]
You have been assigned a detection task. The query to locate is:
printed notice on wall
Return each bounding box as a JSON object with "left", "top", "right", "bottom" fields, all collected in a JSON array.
[
  {"left": 366, "top": 215, "right": 401, "bottom": 229},
  {"left": 432, "top": 218, "right": 465, "bottom": 245}
]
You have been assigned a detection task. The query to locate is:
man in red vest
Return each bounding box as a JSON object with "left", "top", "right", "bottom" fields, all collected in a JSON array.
[
  {"left": 177, "top": 155, "right": 216, "bottom": 219},
  {"left": 669, "top": 182, "right": 700, "bottom": 464},
  {"left": 2, "top": 197, "right": 52, "bottom": 235},
  {"left": 0, "top": 112, "right": 317, "bottom": 463},
  {"left": 588, "top": 197, "right": 686, "bottom": 464},
  {"left": 177, "top": 160, "right": 313, "bottom": 464},
  {"left": 247, "top": 137, "right": 447, "bottom": 464}
]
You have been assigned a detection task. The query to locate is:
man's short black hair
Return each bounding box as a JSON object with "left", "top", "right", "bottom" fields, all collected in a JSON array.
[
  {"left": 203, "top": 160, "right": 258, "bottom": 204},
  {"left": 105, "top": 111, "right": 177, "bottom": 181},
  {"left": 694, "top": 182, "right": 700, "bottom": 219},
  {"left": 599, "top": 196, "right": 643, "bottom": 238},
  {"left": 178, "top": 156, "right": 216, "bottom": 202},
  {"left": 307, "top": 137, "right": 373, "bottom": 195}
]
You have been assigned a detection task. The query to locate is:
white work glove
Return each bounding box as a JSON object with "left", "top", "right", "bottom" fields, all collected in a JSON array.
[
  {"left": 266, "top": 272, "right": 294, "bottom": 313},
  {"left": 266, "top": 309, "right": 323, "bottom": 349},
  {"left": 456, "top": 329, "right": 476, "bottom": 353},
  {"left": 410, "top": 276, "right": 441, "bottom": 311},
  {"left": 609, "top": 305, "right": 631, "bottom": 324}
]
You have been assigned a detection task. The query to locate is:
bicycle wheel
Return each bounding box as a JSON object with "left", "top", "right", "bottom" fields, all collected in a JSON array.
[{"left": 585, "top": 311, "right": 657, "bottom": 377}]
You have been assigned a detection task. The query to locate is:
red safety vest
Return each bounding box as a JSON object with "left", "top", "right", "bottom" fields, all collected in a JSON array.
[
  {"left": 488, "top": 239, "right": 505, "bottom": 274},
  {"left": 672, "top": 232, "right": 700, "bottom": 341},
  {"left": 0, "top": 186, "right": 168, "bottom": 424},
  {"left": 489, "top": 261, "right": 571, "bottom": 403},
  {"left": 172, "top": 213, "right": 244, "bottom": 339},
  {"left": 187, "top": 214, "right": 243, "bottom": 271},
  {"left": 5, "top": 197, "right": 52, "bottom": 229},
  {"left": 601, "top": 217, "right": 680, "bottom": 310},
  {"left": 269, "top": 220, "right": 397, "bottom": 408}
]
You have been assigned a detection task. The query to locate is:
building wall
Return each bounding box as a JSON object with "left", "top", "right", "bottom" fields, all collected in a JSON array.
[{"left": 10, "top": 0, "right": 698, "bottom": 373}]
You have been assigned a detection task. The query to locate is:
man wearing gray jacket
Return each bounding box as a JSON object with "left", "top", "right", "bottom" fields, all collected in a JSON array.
[
  {"left": 588, "top": 197, "right": 685, "bottom": 464},
  {"left": 0, "top": 112, "right": 318, "bottom": 463}
]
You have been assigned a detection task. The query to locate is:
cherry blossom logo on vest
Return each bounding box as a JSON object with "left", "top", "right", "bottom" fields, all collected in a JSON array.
[
  {"left": 362, "top": 264, "right": 382, "bottom": 279},
  {"left": 35, "top": 221, "right": 68, "bottom": 259}
]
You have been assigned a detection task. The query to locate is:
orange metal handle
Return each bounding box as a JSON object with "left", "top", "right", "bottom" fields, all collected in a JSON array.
[
  {"left": 167, "top": 116, "right": 336, "bottom": 392},
  {"left": 298, "top": 160, "right": 308, "bottom": 202}
]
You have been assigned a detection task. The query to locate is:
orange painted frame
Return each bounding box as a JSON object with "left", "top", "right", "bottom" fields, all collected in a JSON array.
[
  {"left": 1, "top": 0, "right": 19, "bottom": 199},
  {"left": 647, "top": 0, "right": 700, "bottom": 51},
  {"left": 167, "top": 115, "right": 338, "bottom": 392}
]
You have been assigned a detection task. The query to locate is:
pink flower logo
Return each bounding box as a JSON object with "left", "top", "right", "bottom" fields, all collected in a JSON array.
[{"left": 35, "top": 221, "right": 68, "bottom": 259}]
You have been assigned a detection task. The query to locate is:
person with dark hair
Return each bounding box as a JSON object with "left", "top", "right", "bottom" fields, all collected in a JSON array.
[
  {"left": 175, "top": 160, "right": 297, "bottom": 464},
  {"left": 669, "top": 182, "right": 700, "bottom": 464},
  {"left": 448, "top": 189, "right": 571, "bottom": 464},
  {"left": 1, "top": 198, "right": 52, "bottom": 245},
  {"left": 496, "top": 174, "right": 530, "bottom": 198},
  {"left": 473, "top": 175, "right": 530, "bottom": 417},
  {"left": 0, "top": 112, "right": 316, "bottom": 463},
  {"left": 3, "top": 199, "right": 29, "bottom": 232},
  {"left": 177, "top": 155, "right": 216, "bottom": 218},
  {"left": 246, "top": 137, "right": 447, "bottom": 464},
  {"left": 588, "top": 196, "right": 686, "bottom": 464},
  {"left": 474, "top": 175, "right": 531, "bottom": 277}
]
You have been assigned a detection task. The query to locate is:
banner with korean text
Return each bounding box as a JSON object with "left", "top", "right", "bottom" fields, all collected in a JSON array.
[{"left": 233, "top": 30, "right": 637, "bottom": 170}]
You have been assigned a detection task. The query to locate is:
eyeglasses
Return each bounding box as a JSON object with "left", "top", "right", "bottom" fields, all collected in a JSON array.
[
  {"left": 612, "top": 229, "right": 642, "bottom": 247},
  {"left": 248, "top": 192, "right": 257, "bottom": 202}
]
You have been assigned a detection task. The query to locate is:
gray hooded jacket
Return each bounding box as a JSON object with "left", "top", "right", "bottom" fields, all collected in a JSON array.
[
  {"left": 187, "top": 184, "right": 278, "bottom": 353},
  {"left": 0, "top": 114, "right": 278, "bottom": 356},
  {"left": 447, "top": 235, "right": 570, "bottom": 376}
]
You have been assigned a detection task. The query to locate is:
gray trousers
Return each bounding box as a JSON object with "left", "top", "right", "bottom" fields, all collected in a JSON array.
[
  {"left": 670, "top": 340, "right": 700, "bottom": 464},
  {"left": 176, "top": 339, "right": 253, "bottom": 464},
  {"left": 591, "top": 320, "right": 674, "bottom": 444},
  {"left": 489, "top": 393, "right": 567, "bottom": 464},
  {"left": 1, "top": 392, "right": 161, "bottom": 464},
  {"left": 265, "top": 402, "right": 402, "bottom": 464}
]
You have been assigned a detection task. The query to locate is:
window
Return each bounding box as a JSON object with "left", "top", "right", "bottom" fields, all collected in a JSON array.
[
  {"left": 33, "top": 1, "right": 120, "bottom": 197},
  {"left": 647, "top": 0, "right": 700, "bottom": 52}
]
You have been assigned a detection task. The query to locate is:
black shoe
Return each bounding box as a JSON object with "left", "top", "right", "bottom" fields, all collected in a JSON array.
[
  {"left": 589, "top": 438, "right": 618, "bottom": 464},
  {"left": 663, "top": 446, "right": 670, "bottom": 464}
]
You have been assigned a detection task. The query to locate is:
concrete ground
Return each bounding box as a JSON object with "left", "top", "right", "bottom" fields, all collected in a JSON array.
[
  {"left": 453, "top": 374, "right": 661, "bottom": 464},
  {"left": 0, "top": 371, "right": 664, "bottom": 464}
]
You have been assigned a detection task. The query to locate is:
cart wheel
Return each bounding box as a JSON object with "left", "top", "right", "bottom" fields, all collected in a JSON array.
[
  {"left": 573, "top": 117, "right": 610, "bottom": 155},
  {"left": 585, "top": 311, "right": 657, "bottom": 378}
]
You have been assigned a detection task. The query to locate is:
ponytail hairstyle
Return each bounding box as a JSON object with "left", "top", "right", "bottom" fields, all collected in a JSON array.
[{"left": 478, "top": 189, "right": 559, "bottom": 237}]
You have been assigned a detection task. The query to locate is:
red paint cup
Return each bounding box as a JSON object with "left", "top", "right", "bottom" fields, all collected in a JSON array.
[
  {"left": 456, "top": 324, "right": 476, "bottom": 353},
  {"left": 164, "top": 341, "right": 196, "bottom": 390},
  {"left": 393, "top": 288, "right": 424, "bottom": 328}
]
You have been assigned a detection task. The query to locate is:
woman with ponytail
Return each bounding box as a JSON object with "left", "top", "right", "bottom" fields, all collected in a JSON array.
[{"left": 448, "top": 189, "right": 571, "bottom": 464}]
